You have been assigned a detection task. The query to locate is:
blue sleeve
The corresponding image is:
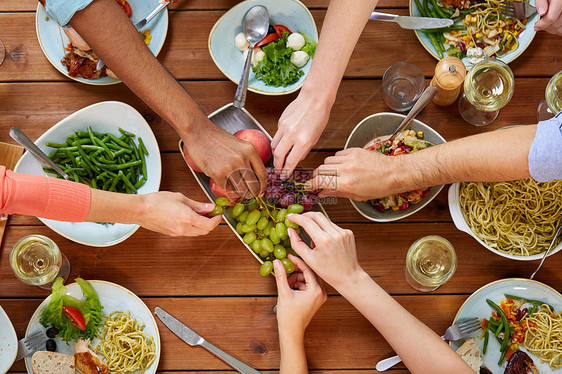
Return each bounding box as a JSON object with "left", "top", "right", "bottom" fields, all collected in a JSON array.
[
  {"left": 44, "top": 0, "right": 93, "bottom": 26},
  {"left": 528, "top": 112, "right": 562, "bottom": 182}
]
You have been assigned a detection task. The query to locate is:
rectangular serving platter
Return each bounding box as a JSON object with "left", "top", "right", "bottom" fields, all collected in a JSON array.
[{"left": 179, "top": 103, "right": 328, "bottom": 265}]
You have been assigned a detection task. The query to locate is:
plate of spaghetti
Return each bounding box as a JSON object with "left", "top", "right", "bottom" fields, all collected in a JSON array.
[
  {"left": 25, "top": 280, "right": 160, "bottom": 374},
  {"left": 448, "top": 178, "right": 562, "bottom": 261},
  {"left": 451, "top": 278, "right": 562, "bottom": 372},
  {"left": 409, "top": 0, "right": 538, "bottom": 65}
]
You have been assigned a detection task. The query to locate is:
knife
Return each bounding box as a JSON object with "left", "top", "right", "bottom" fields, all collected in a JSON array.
[
  {"left": 369, "top": 11, "right": 453, "bottom": 29},
  {"left": 154, "top": 307, "right": 261, "bottom": 374}
]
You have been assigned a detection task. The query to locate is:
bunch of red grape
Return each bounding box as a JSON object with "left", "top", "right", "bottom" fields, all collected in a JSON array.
[{"left": 264, "top": 167, "right": 320, "bottom": 211}]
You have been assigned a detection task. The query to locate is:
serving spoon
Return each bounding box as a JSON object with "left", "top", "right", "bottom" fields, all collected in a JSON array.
[
  {"left": 9, "top": 127, "right": 68, "bottom": 180},
  {"left": 233, "top": 6, "right": 269, "bottom": 109},
  {"left": 530, "top": 225, "right": 562, "bottom": 280}
]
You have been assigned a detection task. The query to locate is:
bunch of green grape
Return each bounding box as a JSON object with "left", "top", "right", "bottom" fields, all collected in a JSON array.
[{"left": 210, "top": 197, "right": 304, "bottom": 276}]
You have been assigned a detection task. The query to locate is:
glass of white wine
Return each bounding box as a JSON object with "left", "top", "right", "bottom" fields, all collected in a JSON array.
[
  {"left": 537, "top": 70, "right": 562, "bottom": 121},
  {"left": 404, "top": 235, "right": 457, "bottom": 292},
  {"left": 458, "top": 59, "right": 515, "bottom": 126},
  {"left": 10, "top": 235, "right": 70, "bottom": 290}
]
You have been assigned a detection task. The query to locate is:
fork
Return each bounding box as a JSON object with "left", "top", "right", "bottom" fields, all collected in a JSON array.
[
  {"left": 15, "top": 331, "right": 47, "bottom": 360},
  {"left": 375, "top": 317, "right": 481, "bottom": 371},
  {"left": 498, "top": 1, "right": 537, "bottom": 19}
]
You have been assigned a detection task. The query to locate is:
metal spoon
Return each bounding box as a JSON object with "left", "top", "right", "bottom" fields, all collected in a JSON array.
[
  {"left": 9, "top": 127, "right": 68, "bottom": 180},
  {"left": 387, "top": 85, "right": 438, "bottom": 143},
  {"left": 233, "top": 6, "right": 269, "bottom": 109},
  {"left": 530, "top": 225, "right": 562, "bottom": 280}
]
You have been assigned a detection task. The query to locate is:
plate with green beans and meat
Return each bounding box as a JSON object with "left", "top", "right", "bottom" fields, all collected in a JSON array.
[
  {"left": 409, "top": 0, "right": 538, "bottom": 66},
  {"left": 14, "top": 101, "right": 162, "bottom": 247}
]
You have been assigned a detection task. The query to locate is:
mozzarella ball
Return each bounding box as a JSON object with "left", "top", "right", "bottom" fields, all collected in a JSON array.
[
  {"left": 235, "top": 32, "right": 249, "bottom": 51},
  {"left": 287, "top": 32, "right": 306, "bottom": 51},
  {"left": 252, "top": 47, "right": 265, "bottom": 67},
  {"left": 290, "top": 50, "right": 310, "bottom": 68}
]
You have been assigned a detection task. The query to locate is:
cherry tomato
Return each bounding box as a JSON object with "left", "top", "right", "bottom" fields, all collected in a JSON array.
[
  {"left": 255, "top": 33, "right": 279, "bottom": 49},
  {"left": 62, "top": 306, "right": 86, "bottom": 331},
  {"left": 116, "top": 0, "right": 133, "bottom": 18},
  {"left": 273, "top": 24, "right": 291, "bottom": 37}
]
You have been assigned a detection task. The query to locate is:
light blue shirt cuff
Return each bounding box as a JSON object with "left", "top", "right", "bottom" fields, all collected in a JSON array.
[
  {"left": 45, "top": 0, "right": 94, "bottom": 27},
  {"left": 528, "top": 112, "right": 562, "bottom": 182}
]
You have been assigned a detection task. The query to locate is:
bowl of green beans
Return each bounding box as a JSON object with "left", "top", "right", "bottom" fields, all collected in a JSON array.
[{"left": 14, "top": 101, "right": 162, "bottom": 246}]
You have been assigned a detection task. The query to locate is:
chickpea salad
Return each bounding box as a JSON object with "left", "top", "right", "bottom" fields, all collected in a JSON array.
[{"left": 234, "top": 24, "right": 317, "bottom": 87}]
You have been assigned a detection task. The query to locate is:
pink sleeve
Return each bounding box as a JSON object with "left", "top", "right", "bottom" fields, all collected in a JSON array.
[{"left": 0, "top": 166, "right": 91, "bottom": 222}]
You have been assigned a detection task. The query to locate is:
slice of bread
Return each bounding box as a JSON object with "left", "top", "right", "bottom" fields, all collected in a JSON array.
[
  {"left": 31, "top": 351, "right": 75, "bottom": 374},
  {"left": 456, "top": 337, "right": 483, "bottom": 373}
]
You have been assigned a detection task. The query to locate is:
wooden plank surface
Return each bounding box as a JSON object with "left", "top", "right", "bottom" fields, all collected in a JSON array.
[
  {"left": 2, "top": 1, "right": 562, "bottom": 373},
  {"left": 1, "top": 10, "right": 561, "bottom": 82}
]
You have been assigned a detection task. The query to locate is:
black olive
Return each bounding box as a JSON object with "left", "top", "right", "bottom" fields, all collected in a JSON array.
[
  {"left": 46, "top": 339, "right": 57, "bottom": 352},
  {"left": 268, "top": 25, "right": 276, "bottom": 35},
  {"left": 46, "top": 327, "right": 59, "bottom": 338}
]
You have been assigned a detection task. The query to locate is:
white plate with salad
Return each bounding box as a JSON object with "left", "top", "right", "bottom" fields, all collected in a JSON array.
[
  {"left": 451, "top": 278, "right": 562, "bottom": 373},
  {"left": 208, "top": 0, "right": 318, "bottom": 95},
  {"left": 409, "top": 0, "right": 538, "bottom": 66},
  {"left": 24, "top": 279, "right": 160, "bottom": 374}
]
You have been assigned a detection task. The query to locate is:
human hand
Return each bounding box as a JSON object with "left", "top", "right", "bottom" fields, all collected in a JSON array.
[
  {"left": 273, "top": 254, "right": 327, "bottom": 332},
  {"left": 306, "top": 148, "right": 400, "bottom": 201},
  {"left": 137, "top": 191, "right": 221, "bottom": 236},
  {"left": 535, "top": 0, "right": 562, "bottom": 35},
  {"left": 183, "top": 124, "right": 267, "bottom": 199},
  {"left": 287, "top": 212, "right": 364, "bottom": 291},
  {"left": 272, "top": 92, "right": 331, "bottom": 177}
]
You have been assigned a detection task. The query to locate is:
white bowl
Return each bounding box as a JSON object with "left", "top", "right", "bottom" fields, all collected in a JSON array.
[
  {"left": 344, "top": 112, "right": 446, "bottom": 222},
  {"left": 208, "top": 0, "right": 318, "bottom": 95},
  {"left": 0, "top": 306, "right": 18, "bottom": 373},
  {"left": 14, "top": 101, "right": 162, "bottom": 247},
  {"left": 448, "top": 183, "right": 562, "bottom": 261}
]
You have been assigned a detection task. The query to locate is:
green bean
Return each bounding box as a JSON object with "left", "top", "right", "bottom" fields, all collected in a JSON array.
[
  {"left": 414, "top": 0, "right": 427, "bottom": 16},
  {"left": 504, "top": 294, "right": 554, "bottom": 312},
  {"left": 486, "top": 299, "right": 510, "bottom": 361},
  {"left": 45, "top": 142, "right": 68, "bottom": 148},
  {"left": 483, "top": 330, "right": 489, "bottom": 355},
  {"left": 97, "top": 156, "right": 117, "bottom": 164},
  {"left": 108, "top": 133, "right": 132, "bottom": 149},
  {"left": 498, "top": 348, "right": 507, "bottom": 365},
  {"left": 93, "top": 137, "right": 115, "bottom": 160},
  {"left": 134, "top": 177, "right": 146, "bottom": 189},
  {"left": 118, "top": 170, "right": 137, "bottom": 193},
  {"left": 119, "top": 128, "right": 136, "bottom": 138},
  {"left": 75, "top": 131, "right": 90, "bottom": 138},
  {"left": 427, "top": 33, "right": 444, "bottom": 58},
  {"left": 93, "top": 160, "right": 142, "bottom": 170},
  {"left": 430, "top": 0, "right": 448, "bottom": 18},
  {"left": 138, "top": 138, "right": 149, "bottom": 156},
  {"left": 108, "top": 174, "right": 121, "bottom": 192},
  {"left": 76, "top": 142, "right": 100, "bottom": 173},
  {"left": 494, "top": 322, "right": 503, "bottom": 336}
]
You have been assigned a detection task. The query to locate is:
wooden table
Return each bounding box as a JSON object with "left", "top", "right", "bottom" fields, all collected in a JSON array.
[{"left": 1, "top": 1, "right": 561, "bottom": 373}]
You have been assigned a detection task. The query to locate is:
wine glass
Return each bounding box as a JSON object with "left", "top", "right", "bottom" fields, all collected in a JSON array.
[
  {"left": 10, "top": 235, "right": 70, "bottom": 290},
  {"left": 537, "top": 70, "right": 562, "bottom": 121},
  {"left": 458, "top": 59, "right": 515, "bottom": 126},
  {"left": 404, "top": 235, "right": 457, "bottom": 292},
  {"left": 382, "top": 62, "right": 425, "bottom": 112}
]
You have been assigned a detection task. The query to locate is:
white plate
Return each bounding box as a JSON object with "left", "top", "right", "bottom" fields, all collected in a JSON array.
[
  {"left": 409, "top": 0, "right": 538, "bottom": 66},
  {"left": 451, "top": 278, "right": 562, "bottom": 373},
  {"left": 36, "top": 1, "right": 168, "bottom": 85},
  {"left": 14, "top": 101, "right": 162, "bottom": 247},
  {"left": 24, "top": 280, "right": 160, "bottom": 374},
  {"left": 0, "top": 306, "right": 18, "bottom": 373}
]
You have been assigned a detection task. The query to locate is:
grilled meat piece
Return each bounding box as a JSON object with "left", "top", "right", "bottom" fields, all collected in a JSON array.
[
  {"left": 74, "top": 339, "right": 109, "bottom": 374},
  {"left": 61, "top": 50, "right": 107, "bottom": 80},
  {"left": 504, "top": 351, "right": 538, "bottom": 374},
  {"left": 480, "top": 367, "right": 493, "bottom": 374},
  {"left": 442, "top": 0, "right": 471, "bottom": 9}
]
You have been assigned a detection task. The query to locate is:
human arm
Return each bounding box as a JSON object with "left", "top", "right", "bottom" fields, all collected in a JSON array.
[
  {"left": 0, "top": 167, "right": 220, "bottom": 236},
  {"left": 307, "top": 124, "right": 538, "bottom": 200},
  {"left": 272, "top": 0, "right": 379, "bottom": 176},
  {"left": 286, "top": 213, "right": 473, "bottom": 374},
  {"left": 273, "top": 255, "right": 326, "bottom": 374},
  {"left": 535, "top": 0, "right": 562, "bottom": 35},
  {"left": 50, "top": 0, "right": 265, "bottom": 197}
]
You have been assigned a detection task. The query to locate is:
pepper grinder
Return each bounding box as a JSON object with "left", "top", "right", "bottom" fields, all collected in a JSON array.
[{"left": 430, "top": 57, "right": 466, "bottom": 106}]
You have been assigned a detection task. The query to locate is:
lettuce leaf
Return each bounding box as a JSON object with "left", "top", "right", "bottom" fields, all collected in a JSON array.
[
  {"left": 300, "top": 32, "right": 317, "bottom": 58},
  {"left": 252, "top": 31, "right": 304, "bottom": 87},
  {"left": 39, "top": 277, "right": 103, "bottom": 343}
]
